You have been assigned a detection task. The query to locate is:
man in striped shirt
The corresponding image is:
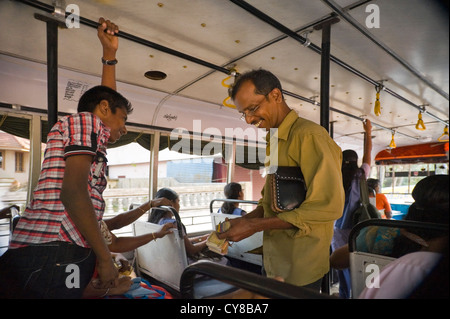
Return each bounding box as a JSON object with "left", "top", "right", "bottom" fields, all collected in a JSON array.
[{"left": 0, "top": 18, "right": 133, "bottom": 298}]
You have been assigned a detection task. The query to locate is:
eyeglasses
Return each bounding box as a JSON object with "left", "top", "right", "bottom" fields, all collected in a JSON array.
[
  {"left": 240, "top": 105, "right": 260, "bottom": 121},
  {"left": 239, "top": 95, "right": 267, "bottom": 121}
]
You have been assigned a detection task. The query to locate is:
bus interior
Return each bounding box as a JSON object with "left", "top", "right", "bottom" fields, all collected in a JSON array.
[{"left": 0, "top": 0, "right": 448, "bottom": 299}]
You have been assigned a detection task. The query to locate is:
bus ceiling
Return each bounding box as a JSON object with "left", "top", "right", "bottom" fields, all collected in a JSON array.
[{"left": 0, "top": 0, "right": 448, "bottom": 153}]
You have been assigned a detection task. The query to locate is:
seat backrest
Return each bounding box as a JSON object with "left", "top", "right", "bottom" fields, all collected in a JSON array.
[
  {"left": 210, "top": 212, "right": 262, "bottom": 266},
  {"left": 350, "top": 251, "right": 396, "bottom": 298},
  {"left": 133, "top": 220, "right": 187, "bottom": 291},
  {"left": 348, "top": 219, "right": 448, "bottom": 298}
]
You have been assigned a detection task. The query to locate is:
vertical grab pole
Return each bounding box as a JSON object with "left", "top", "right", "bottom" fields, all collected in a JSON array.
[
  {"left": 34, "top": 12, "right": 66, "bottom": 133},
  {"left": 314, "top": 17, "right": 339, "bottom": 133},
  {"left": 320, "top": 22, "right": 330, "bottom": 132},
  {"left": 314, "top": 17, "right": 340, "bottom": 295},
  {"left": 46, "top": 20, "right": 59, "bottom": 132}
]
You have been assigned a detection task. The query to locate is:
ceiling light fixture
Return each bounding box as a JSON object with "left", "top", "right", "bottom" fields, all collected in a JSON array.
[{"left": 144, "top": 70, "right": 167, "bottom": 80}]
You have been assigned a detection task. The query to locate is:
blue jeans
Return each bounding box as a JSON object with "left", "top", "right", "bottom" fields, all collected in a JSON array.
[{"left": 0, "top": 241, "right": 96, "bottom": 299}]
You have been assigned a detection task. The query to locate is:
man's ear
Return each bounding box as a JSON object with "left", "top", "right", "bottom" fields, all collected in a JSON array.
[
  {"left": 271, "top": 88, "right": 283, "bottom": 103},
  {"left": 98, "top": 100, "right": 110, "bottom": 115}
]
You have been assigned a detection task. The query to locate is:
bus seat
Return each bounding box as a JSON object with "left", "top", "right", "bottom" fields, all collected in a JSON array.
[
  {"left": 349, "top": 250, "right": 395, "bottom": 298},
  {"left": 133, "top": 219, "right": 187, "bottom": 291},
  {"left": 348, "top": 219, "right": 449, "bottom": 299},
  {"left": 210, "top": 212, "right": 263, "bottom": 266},
  {"left": 134, "top": 209, "right": 241, "bottom": 297}
]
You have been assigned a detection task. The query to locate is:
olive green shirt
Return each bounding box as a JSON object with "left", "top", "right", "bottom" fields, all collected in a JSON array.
[{"left": 260, "top": 110, "right": 345, "bottom": 286}]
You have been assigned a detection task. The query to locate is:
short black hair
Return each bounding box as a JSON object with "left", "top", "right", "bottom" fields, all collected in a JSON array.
[
  {"left": 367, "top": 178, "right": 380, "bottom": 190},
  {"left": 155, "top": 187, "right": 179, "bottom": 202},
  {"left": 230, "top": 69, "right": 283, "bottom": 100},
  {"left": 78, "top": 85, "right": 133, "bottom": 114}
]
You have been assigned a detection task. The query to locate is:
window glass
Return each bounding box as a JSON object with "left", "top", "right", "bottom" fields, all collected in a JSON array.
[
  {"left": 158, "top": 145, "right": 225, "bottom": 234},
  {"left": 105, "top": 141, "right": 151, "bottom": 236},
  {"left": 435, "top": 163, "right": 448, "bottom": 175},
  {"left": 0, "top": 128, "right": 32, "bottom": 255}
]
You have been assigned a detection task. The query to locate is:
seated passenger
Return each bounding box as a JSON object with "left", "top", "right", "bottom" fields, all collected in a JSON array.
[
  {"left": 358, "top": 175, "right": 449, "bottom": 299},
  {"left": 149, "top": 188, "right": 222, "bottom": 263},
  {"left": 330, "top": 174, "right": 448, "bottom": 269},
  {"left": 367, "top": 178, "right": 392, "bottom": 219},
  {"left": 330, "top": 225, "right": 399, "bottom": 270},
  {"left": 217, "top": 182, "right": 247, "bottom": 216}
]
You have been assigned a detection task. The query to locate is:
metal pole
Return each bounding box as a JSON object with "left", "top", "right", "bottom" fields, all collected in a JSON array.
[
  {"left": 313, "top": 17, "right": 339, "bottom": 132},
  {"left": 46, "top": 20, "right": 58, "bottom": 132},
  {"left": 34, "top": 12, "right": 66, "bottom": 132},
  {"left": 320, "top": 23, "right": 330, "bottom": 132}
]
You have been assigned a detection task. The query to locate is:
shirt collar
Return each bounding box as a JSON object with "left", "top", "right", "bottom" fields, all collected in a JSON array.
[{"left": 266, "top": 109, "right": 298, "bottom": 142}]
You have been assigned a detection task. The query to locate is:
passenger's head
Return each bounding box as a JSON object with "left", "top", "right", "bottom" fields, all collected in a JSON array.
[
  {"left": 367, "top": 178, "right": 380, "bottom": 193},
  {"left": 230, "top": 69, "right": 283, "bottom": 101},
  {"left": 78, "top": 85, "right": 132, "bottom": 114},
  {"left": 78, "top": 85, "right": 133, "bottom": 143},
  {"left": 405, "top": 175, "right": 449, "bottom": 227},
  {"left": 224, "top": 182, "right": 243, "bottom": 200},
  {"left": 341, "top": 149, "right": 360, "bottom": 190},
  {"left": 393, "top": 175, "right": 449, "bottom": 256},
  {"left": 342, "top": 150, "right": 358, "bottom": 166},
  {"left": 230, "top": 69, "right": 287, "bottom": 130},
  {"left": 155, "top": 188, "right": 180, "bottom": 212}
]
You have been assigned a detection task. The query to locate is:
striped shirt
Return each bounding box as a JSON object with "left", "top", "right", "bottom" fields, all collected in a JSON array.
[{"left": 10, "top": 112, "right": 111, "bottom": 248}]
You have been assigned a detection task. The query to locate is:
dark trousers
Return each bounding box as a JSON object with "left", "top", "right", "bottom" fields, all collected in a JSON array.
[{"left": 0, "top": 241, "right": 96, "bottom": 299}]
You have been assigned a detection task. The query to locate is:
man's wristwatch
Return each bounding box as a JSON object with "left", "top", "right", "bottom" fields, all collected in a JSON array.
[{"left": 101, "top": 57, "right": 118, "bottom": 65}]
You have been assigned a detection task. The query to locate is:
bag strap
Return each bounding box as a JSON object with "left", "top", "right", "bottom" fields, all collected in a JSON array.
[{"left": 359, "top": 174, "right": 370, "bottom": 206}]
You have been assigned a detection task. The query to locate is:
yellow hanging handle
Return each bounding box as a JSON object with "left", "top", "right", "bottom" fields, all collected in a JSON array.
[
  {"left": 374, "top": 88, "right": 381, "bottom": 116},
  {"left": 221, "top": 70, "right": 237, "bottom": 109},
  {"left": 222, "top": 96, "right": 236, "bottom": 109},
  {"left": 221, "top": 75, "right": 232, "bottom": 88},
  {"left": 438, "top": 126, "right": 449, "bottom": 142},
  {"left": 415, "top": 112, "right": 426, "bottom": 130},
  {"left": 389, "top": 132, "right": 396, "bottom": 149}
]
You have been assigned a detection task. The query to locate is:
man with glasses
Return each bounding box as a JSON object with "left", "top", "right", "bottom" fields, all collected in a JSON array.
[{"left": 218, "top": 69, "right": 345, "bottom": 292}]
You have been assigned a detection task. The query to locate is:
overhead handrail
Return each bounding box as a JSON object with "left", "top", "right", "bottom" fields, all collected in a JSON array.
[{"left": 180, "top": 260, "right": 334, "bottom": 299}]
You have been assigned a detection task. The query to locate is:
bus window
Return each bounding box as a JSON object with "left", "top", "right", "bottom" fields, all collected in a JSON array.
[
  {"left": 381, "top": 165, "right": 394, "bottom": 194},
  {"left": 158, "top": 141, "right": 226, "bottom": 234},
  {"left": 436, "top": 163, "right": 449, "bottom": 175},
  {"left": 105, "top": 140, "right": 152, "bottom": 237},
  {"left": 393, "top": 165, "right": 410, "bottom": 194},
  {"left": 0, "top": 116, "right": 35, "bottom": 255},
  {"left": 410, "top": 164, "right": 430, "bottom": 192}
]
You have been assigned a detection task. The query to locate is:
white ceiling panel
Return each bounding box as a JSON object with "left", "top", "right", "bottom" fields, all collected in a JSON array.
[{"left": 0, "top": 0, "right": 448, "bottom": 156}]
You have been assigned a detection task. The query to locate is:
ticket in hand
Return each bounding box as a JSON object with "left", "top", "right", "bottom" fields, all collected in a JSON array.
[{"left": 206, "top": 231, "right": 229, "bottom": 255}]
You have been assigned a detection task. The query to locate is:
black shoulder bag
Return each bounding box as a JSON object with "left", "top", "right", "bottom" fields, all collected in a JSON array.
[
  {"left": 270, "top": 166, "right": 307, "bottom": 213},
  {"left": 352, "top": 175, "right": 381, "bottom": 226}
]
